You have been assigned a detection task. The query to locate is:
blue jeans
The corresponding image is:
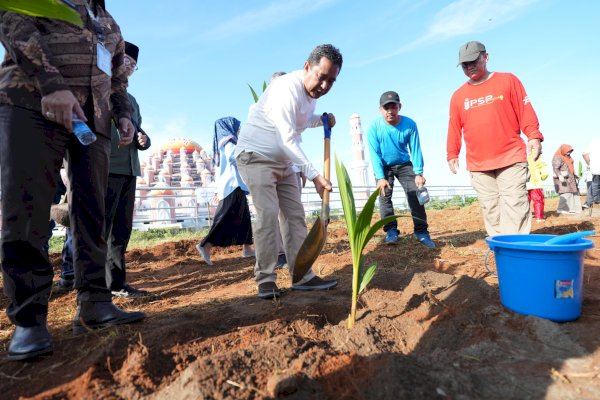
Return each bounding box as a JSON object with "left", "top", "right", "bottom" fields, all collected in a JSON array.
[
  {"left": 378, "top": 163, "right": 429, "bottom": 235},
  {"left": 60, "top": 228, "right": 74, "bottom": 280}
]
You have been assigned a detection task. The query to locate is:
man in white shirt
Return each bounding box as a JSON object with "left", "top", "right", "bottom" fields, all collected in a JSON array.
[
  {"left": 235, "top": 44, "right": 342, "bottom": 299},
  {"left": 583, "top": 138, "right": 600, "bottom": 207}
]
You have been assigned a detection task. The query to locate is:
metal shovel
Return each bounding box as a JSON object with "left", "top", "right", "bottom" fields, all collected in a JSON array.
[{"left": 293, "top": 113, "right": 331, "bottom": 283}]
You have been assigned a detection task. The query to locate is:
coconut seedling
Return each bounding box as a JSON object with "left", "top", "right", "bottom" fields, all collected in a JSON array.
[{"left": 335, "top": 155, "right": 401, "bottom": 329}]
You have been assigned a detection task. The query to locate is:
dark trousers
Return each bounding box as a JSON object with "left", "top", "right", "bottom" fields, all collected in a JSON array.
[
  {"left": 590, "top": 175, "right": 600, "bottom": 205},
  {"left": 379, "top": 163, "right": 429, "bottom": 234},
  {"left": 104, "top": 173, "right": 136, "bottom": 290},
  {"left": 0, "top": 105, "right": 111, "bottom": 327}
]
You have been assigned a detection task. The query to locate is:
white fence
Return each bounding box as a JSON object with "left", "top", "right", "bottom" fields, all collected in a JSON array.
[
  {"left": 132, "top": 185, "right": 482, "bottom": 231},
  {"left": 0, "top": 183, "right": 563, "bottom": 233}
]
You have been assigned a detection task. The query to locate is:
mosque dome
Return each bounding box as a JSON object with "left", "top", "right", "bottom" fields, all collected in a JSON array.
[{"left": 160, "top": 138, "right": 203, "bottom": 155}]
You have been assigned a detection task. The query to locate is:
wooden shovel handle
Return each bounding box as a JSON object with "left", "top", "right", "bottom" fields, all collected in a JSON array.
[{"left": 322, "top": 113, "right": 331, "bottom": 214}]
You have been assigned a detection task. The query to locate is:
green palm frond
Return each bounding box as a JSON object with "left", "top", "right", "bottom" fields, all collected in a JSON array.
[{"left": 0, "top": 0, "right": 83, "bottom": 27}]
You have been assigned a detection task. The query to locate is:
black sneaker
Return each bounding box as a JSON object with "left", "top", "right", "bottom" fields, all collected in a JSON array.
[
  {"left": 258, "top": 281, "right": 281, "bottom": 299},
  {"left": 111, "top": 284, "right": 149, "bottom": 299},
  {"left": 292, "top": 276, "right": 337, "bottom": 291},
  {"left": 275, "top": 253, "right": 287, "bottom": 269},
  {"left": 55, "top": 277, "right": 74, "bottom": 293}
]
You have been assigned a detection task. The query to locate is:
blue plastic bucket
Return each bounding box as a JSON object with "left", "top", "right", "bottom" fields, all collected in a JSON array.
[{"left": 485, "top": 234, "right": 594, "bottom": 322}]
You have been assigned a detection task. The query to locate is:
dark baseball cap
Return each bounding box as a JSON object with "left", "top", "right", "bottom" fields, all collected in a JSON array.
[
  {"left": 380, "top": 91, "right": 400, "bottom": 107},
  {"left": 458, "top": 41, "right": 486, "bottom": 65}
]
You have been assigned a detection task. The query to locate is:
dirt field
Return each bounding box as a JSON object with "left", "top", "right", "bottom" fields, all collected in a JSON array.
[{"left": 1, "top": 197, "right": 599, "bottom": 399}]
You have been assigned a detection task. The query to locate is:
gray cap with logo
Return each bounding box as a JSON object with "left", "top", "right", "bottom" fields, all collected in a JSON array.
[{"left": 457, "top": 41, "right": 486, "bottom": 66}]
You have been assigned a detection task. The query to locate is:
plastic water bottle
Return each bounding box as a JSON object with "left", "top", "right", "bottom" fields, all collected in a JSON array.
[
  {"left": 417, "top": 186, "right": 430, "bottom": 205},
  {"left": 72, "top": 113, "right": 97, "bottom": 145}
]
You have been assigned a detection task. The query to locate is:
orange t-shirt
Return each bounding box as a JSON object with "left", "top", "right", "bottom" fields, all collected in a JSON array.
[{"left": 447, "top": 72, "right": 544, "bottom": 171}]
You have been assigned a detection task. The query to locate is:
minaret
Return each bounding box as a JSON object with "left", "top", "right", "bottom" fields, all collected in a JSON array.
[{"left": 349, "top": 114, "right": 370, "bottom": 186}]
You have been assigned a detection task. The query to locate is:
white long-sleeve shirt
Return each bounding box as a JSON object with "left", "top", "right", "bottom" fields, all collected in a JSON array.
[
  {"left": 234, "top": 70, "right": 323, "bottom": 180},
  {"left": 216, "top": 141, "right": 248, "bottom": 200}
]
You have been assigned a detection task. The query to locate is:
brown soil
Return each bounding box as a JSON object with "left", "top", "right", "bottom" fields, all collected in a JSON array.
[{"left": 1, "top": 198, "right": 600, "bottom": 399}]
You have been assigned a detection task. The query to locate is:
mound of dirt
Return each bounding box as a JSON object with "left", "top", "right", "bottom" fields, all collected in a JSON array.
[{"left": 1, "top": 198, "right": 599, "bottom": 399}]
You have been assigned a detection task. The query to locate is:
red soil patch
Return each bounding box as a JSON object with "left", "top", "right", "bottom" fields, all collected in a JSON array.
[{"left": 1, "top": 198, "right": 600, "bottom": 399}]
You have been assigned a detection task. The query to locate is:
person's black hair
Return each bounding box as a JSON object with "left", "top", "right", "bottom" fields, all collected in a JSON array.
[{"left": 307, "top": 44, "right": 343, "bottom": 71}]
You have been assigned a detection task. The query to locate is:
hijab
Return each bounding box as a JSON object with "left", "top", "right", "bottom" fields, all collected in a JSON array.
[
  {"left": 212, "top": 117, "right": 241, "bottom": 166},
  {"left": 554, "top": 144, "right": 574, "bottom": 174}
]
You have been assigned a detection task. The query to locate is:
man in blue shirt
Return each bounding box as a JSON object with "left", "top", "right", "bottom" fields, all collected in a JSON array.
[{"left": 367, "top": 91, "right": 435, "bottom": 248}]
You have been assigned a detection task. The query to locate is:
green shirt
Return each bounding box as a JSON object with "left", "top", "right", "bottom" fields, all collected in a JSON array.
[{"left": 109, "top": 93, "right": 150, "bottom": 176}]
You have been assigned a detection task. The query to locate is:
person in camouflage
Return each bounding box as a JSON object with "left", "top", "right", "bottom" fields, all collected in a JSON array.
[{"left": 0, "top": 0, "right": 144, "bottom": 361}]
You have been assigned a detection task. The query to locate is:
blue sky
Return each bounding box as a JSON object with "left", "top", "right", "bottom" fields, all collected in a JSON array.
[{"left": 4, "top": 0, "right": 600, "bottom": 186}]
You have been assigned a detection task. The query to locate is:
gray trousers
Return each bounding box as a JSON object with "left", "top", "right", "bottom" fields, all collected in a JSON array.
[
  {"left": 236, "top": 151, "right": 315, "bottom": 285},
  {"left": 0, "top": 105, "right": 111, "bottom": 327}
]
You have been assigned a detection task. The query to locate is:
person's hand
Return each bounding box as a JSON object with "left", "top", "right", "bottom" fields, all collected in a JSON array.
[
  {"left": 558, "top": 175, "right": 565, "bottom": 183},
  {"left": 312, "top": 174, "right": 332, "bottom": 199},
  {"left": 322, "top": 113, "right": 336, "bottom": 128},
  {"left": 415, "top": 175, "right": 426, "bottom": 187},
  {"left": 137, "top": 132, "right": 148, "bottom": 147},
  {"left": 118, "top": 118, "right": 135, "bottom": 146},
  {"left": 376, "top": 178, "right": 391, "bottom": 196},
  {"left": 527, "top": 139, "right": 542, "bottom": 161},
  {"left": 300, "top": 172, "right": 307, "bottom": 188},
  {"left": 448, "top": 158, "right": 459, "bottom": 174},
  {"left": 41, "top": 90, "right": 85, "bottom": 132}
]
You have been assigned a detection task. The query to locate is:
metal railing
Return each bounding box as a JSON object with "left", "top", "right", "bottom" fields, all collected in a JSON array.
[
  {"left": 132, "top": 185, "right": 482, "bottom": 230},
  {"left": 0, "top": 183, "right": 564, "bottom": 233}
]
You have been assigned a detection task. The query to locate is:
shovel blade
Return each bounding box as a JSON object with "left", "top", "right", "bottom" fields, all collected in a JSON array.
[{"left": 293, "top": 217, "right": 326, "bottom": 283}]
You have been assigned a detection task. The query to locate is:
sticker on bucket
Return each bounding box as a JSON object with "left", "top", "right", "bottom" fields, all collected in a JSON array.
[{"left": 555, "top": 280, "right": 574, "bottom": 299}]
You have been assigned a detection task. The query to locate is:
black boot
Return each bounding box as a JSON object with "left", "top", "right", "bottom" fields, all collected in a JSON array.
[
  {"left": 7, "top": 325, "right": 53, "bottom": 361},
  {"left": 73, "top": 301, "right": 145, "bottom": 335}
]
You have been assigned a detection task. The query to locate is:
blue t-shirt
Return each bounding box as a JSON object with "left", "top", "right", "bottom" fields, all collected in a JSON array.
[{"left": 367, "top": 115, "right": 424, "bottom": 179}]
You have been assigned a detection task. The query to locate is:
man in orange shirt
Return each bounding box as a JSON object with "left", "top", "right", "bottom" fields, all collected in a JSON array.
[{"left": 447, "top": 41, "right": 543, "bottom": 236}]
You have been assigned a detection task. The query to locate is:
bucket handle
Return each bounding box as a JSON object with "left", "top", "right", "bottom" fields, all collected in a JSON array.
[{"left": 484, "top": 248, "right": 497, "bottom": 276}]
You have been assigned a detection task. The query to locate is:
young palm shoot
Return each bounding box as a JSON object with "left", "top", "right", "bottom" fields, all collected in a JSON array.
[
  {"left": 335, "top": 155, "right": 401, "bottom": 329},
  {"left": 247, "top": 81, "right": 267, "bottom": 103}
]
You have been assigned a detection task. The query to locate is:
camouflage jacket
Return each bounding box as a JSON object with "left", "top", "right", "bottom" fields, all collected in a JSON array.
[{"left": 0, "top": 0, "right": 131, "bottom": 137}]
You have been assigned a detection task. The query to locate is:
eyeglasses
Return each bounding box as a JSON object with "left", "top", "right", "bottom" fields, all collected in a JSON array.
[{"left": 123, "top": 56, "right": 138, "bottom": 71}]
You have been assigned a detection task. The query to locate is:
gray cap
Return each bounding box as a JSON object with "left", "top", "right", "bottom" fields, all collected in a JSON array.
[{"left": 458, "top": 41, "right": 486, "bottom": 65}]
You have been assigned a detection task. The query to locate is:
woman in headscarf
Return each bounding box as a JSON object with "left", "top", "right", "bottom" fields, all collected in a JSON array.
[
  {"left": 196, "top": 117, "right": 254, "bottom": 264},
  {"left": 552, "top": 144, "right": 581, "bottom": 214}
]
